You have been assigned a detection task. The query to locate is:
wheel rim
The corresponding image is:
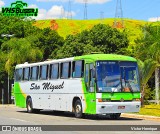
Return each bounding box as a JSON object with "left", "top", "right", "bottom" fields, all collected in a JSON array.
[
  {"left": 28, "top": 102, "right": 31, "bottom": 111},
  {"left": 76, "top": 104, "right": 81, "bottom": 114}
]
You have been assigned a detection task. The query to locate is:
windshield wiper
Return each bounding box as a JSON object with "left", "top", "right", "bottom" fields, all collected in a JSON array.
[
  {"left": 120, "top": 77, "right": 123, "bottom": 92},
  {"left": 125, "top": 80, "right": 134, "bottom": 93}
]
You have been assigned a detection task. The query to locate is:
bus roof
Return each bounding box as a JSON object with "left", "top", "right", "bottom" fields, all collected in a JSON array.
[
  {"left": 75, "top": 54, "right": 137, "bottom": 62},
  {"left": 15, "top": 54, "right": 137, "bottom": 69}
]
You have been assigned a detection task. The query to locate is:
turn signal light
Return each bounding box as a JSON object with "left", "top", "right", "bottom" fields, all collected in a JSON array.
[
  {"left": 98, "top": 98, "right": 111, "bottom": 102},
  {"left": 98, "top": 98, "right": 103, "bottom": 102},
  {"left": 133, "top": 98, "right": 140, "bottom": 101}
]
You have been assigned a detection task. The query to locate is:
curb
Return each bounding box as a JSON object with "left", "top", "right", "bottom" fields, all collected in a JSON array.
[
  {"left": 0, "top": 104, "right": 16, "bottom": 107},
  {"left": 122, "top": 113, "right": 160, "bottom": 120}
]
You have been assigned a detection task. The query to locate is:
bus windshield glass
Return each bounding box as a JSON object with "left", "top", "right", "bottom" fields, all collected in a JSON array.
[{"left": 96, "top": 61, "right": 140, "bottom": 92}]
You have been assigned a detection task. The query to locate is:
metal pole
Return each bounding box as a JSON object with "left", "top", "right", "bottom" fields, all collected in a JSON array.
[
  {"left": 8, "top": 69, "right": 9, "bottom": 104},
  {"left": 2, "top": 88, "right": 4, "bottom": 105},
  {"left": 7, "top": 35, "right": 10, "bottom": 104},
  {"left": 1, "top": 34, "right": 14, "bottom": 104},
  {"left": 155, "top": 68, "right": 159, "bottom": 105}
]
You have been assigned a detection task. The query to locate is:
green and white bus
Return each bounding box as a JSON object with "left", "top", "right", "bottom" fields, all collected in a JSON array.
[{"left": 14, "top": 54, "right": 141, "bottom": 118}]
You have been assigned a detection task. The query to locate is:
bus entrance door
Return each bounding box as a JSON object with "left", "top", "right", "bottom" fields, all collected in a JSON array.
[{"left": 85, "top": 63, "right": 96, "bottom": 114}]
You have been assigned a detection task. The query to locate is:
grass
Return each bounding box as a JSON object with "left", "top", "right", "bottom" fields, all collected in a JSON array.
[
  {"left": 137, "top": 104, "right": 160, "bottom": 117},
  {"left": 34, "top": 18, "right": 160, "bottom": 46},
  {"left": 33, "top": 18, "right": 150, "bottom": 45}
]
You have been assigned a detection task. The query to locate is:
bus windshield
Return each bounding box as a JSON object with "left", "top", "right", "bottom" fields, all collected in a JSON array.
[{"left": 96, "top": 61, "right": 140, "bottom": 93}]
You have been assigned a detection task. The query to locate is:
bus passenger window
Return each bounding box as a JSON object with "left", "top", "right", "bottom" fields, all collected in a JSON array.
[
  {"left": 30, "top": 66, "right": 39, "bottom": 81},
  {"left": 61, "top": 62, "right": 71, "bottom": 79},
  {"left": 72, "top": 60, "right": 84, "bottom": 78},
  {"left": 50, "top": 64, "right": 59, "bottom": 79},
  {"left": 15, "top": 68, "right": 23, "bottom": 81},
  {"left": 23, "top": 67, "right": 30, "bottom": 81},
  {"left": 40, "top": 65, "right": 48, "bottom": 80}
]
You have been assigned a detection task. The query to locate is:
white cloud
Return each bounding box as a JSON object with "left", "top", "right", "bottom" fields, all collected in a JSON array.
[
  {"left": 47, "top": 5, "right": 63, "bottom": 18},
  {"left": 36, "top": 0, "right": 111, "bottom": 4},
  {"left": 28, "top": 4, "right": 38, "bottom": 8},
  {"left": 46, "top": 5, "right": 75, "bottom": 19},
  {"left": 31, "top": 5, "right": 75, "bottom": 20},
  {"left": 75, "top": 0, "right": 111, "bottom": 4},
  {"left": 36, "top": 9, "right": 47, "bottom": 20},
  {"left": 0, "top": 0, "right": 5, "bottom": 7},
  {"left": 37, "top": 0, "right": 68, "bottom": 2},
  {"left": 148, "top": 17, "right": 160, "bottom": 22}
]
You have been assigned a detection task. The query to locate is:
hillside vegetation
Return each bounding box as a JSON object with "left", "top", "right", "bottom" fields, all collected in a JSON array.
[{"left": 34, "top": 18, "right": 148, "bottom": 45}]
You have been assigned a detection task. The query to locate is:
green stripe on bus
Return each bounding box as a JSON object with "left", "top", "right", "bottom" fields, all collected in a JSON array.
[
  {"left": 14, "top": 82, "right": 26, "bottom": 108},
  {"left": 101, "top": 92, "right": 140, "bottom": 100},
  {"left": 82, "top": 78, "right": 96, "bottom": 114}
]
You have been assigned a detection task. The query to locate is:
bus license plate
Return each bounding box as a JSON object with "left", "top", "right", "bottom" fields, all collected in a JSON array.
[{"left": 118, "top": 106, "right": 125, "bottom": 109}]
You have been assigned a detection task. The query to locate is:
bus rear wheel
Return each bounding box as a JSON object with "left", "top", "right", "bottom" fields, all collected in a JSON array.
[
  {"left": 74, "top": 100, "right": 83, "bottom": 118},
  {"left": 110, "top": 113, "right": 121, "bottom": 119},
  {"left": 27, "top": 98, "right": 33, "bottom": 113},
  {"left": 27, "top": 98, "right": 40, "bottom": 113}
]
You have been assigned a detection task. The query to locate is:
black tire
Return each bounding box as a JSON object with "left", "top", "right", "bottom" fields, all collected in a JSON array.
[
  {"left": 74, "top": 100, "right": 83, "bottom": 118},
  {"left": 27, "top": 98, "right": 33, "bottom": 113},
  {"left": 26, "top": 98, "right": 40, "bottom": 113},
  {"left": 110, "top": 113, "right": 121, "bottom": 119}
]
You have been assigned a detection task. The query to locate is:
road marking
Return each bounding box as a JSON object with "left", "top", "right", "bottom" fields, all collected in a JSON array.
[{"left": 9, "top": 118, "right": 29, "bottom": 122}]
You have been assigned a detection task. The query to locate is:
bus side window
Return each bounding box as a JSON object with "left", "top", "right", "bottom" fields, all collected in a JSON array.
[
  {"left": 40, "top": 65, "right": 48, "bottom": 80},
  {"left": 50, "top": 63, "right": 59, "bottom": 79},
  {"left": 23, "top": 67, "right": 30, "bottom": 81},
  {"left": 15, "top": 68, "right": 23, "bottom": 81},
  {"left": 60, "top": 62, "right": 71, "bottom": 79},
  {"left": 72, "top": 60, "right": 84, "bottom": 78},
  {"left": 30, "top": 66, "right": 39, "bottom": 81}
]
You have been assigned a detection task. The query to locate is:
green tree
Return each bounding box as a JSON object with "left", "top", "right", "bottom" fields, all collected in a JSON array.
[
  {"left": 27, "top": 28, "right": 64, "bottom": 60},
  {"left": 138, "top": 59, "right": 156, "bottom": 105},
  {"left": 0, "top": 15, "right": 67, "bottom": 103},
  {"left": 0, "top": 50, "right": 7, "bottom": 86},
  {"left": 89, "top": 24, "right": 129, "bottom": 54},
  {"left": 1, "top": 38, "right": 43, "bottom": 77},
  {"left": 135, "top": 24, "right": 160, "bottom": 104},
  {"left": 51, "top": 34, "right": 99, "bottom": 59},
  {"left": 53, "top": 24, "right": 129, "bottom": 59},
  {"left": 0, "top": 14, "right": 40, "bottom": 45}
]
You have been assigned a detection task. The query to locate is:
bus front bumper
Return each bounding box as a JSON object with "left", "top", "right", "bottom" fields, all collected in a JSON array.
[{"left": 96, "top": 101, "right": 141, "bottom": 114}]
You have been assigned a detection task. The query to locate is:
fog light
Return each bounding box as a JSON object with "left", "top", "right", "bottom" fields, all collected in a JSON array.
[{"left": 136, "top": 105, "right": 140, "bottom": 108}]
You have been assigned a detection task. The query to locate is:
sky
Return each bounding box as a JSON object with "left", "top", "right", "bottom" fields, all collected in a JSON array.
[{"left": 0, "top": 0, "right": 160, "bottom": 21}]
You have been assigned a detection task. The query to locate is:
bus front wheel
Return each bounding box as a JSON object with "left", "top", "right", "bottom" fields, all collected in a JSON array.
[{"left": 74, "top": 100, "right": 83, "bottom": 118}]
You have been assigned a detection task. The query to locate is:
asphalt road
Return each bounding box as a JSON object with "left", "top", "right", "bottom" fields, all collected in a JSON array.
[{"left": 0, "top": 105, "right": 159, "bottom": 134}]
